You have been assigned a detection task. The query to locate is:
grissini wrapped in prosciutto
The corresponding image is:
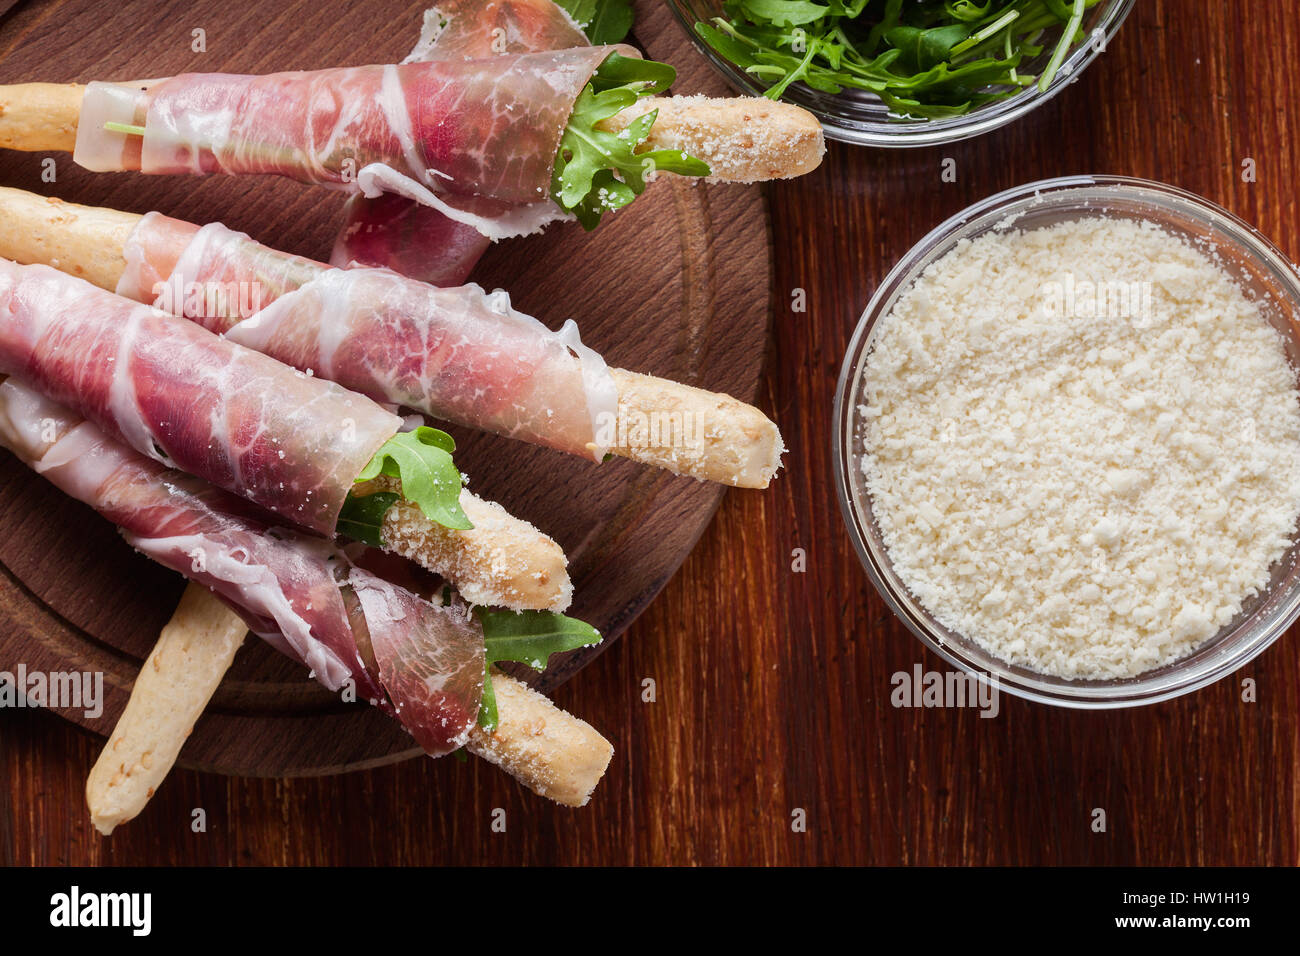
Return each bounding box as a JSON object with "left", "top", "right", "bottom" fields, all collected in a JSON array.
[
  {"left": 347, "top": 0, "right": 817, "bottom": 283},
  {"left": 334, "top": 0, "right": 591, "bottom": 285},
  {"left": 0, "top": 257, "right": 573, "bottom": 607},
  {"left": 70, "top": 45, "right": 715, "bottom": 242},
  {"left": 121, "top": 215, "right": 618, "bottom": 462},
  {"left": 0, "top": 18, "right": 823, "bottom": 242},
  {"left": 0, "top": 189, "right": 783, "bottom": 486},
  {"left": 74, "top": 47, "right": 617, "bottom": 202},
  {"left": 0, "top": 376, "right": 484, "bottom": 756}
]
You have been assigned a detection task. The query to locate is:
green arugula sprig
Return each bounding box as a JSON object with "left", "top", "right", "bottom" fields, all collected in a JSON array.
[
  {"left": 104, "top": 121, "right": 147, "bottom": 136},
  {"left": 551, "top": 53, "right": 711, "bottom": 230},
  {"left": 340, "top": 426, "right": 470, "bottom": 545},
  {"left": 476, "top": 609, "right": 602, "bottom": 730},
  {"left": 695, "top": 0, "right": 1100, "bottom": 119},
  {"left": 554, "top": 0, "right": 634, "bottom": 44}
]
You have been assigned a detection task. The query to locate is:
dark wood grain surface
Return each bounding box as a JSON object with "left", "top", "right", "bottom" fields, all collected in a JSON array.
[
  {"left": 0, "top": 0, "right": 771, "bottom": 775},
  {"left": 4, "top": 0, "right": 1300, "bottom": 865}
]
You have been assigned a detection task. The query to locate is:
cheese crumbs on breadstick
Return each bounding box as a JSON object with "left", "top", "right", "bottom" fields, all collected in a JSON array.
[{"left": 357, "top": 476, "right": 573, "bottom": 612}]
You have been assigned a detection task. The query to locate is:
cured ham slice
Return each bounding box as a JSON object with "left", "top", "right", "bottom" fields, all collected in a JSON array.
[
  {"left": 0, "top": 378, "right": 483, "bottom": 755},
  {"left": 0, "top": 259, "right": 400, "bottom": 535},
  {"left": 117, "top": 215, "right": 618, "bottom": 459},
  {"left": 334, "top": 0, "right": 590, "bottom": 284},
  {"left": 333, "top": 191, "right": 494, "bottom": 287},
  {"left": 73, "top": 45, "right": 624, "bottom": 237},
  {"left": 405, "top": 0, "right": 587, "bottom": 61}
]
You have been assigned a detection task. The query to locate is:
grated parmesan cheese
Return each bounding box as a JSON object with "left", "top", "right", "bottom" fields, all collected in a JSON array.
[{"left": 860, "top": 217, "right": 1300, "bottom": 679}]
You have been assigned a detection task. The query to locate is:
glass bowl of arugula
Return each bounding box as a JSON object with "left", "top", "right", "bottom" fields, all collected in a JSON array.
[{"left": 670, "top": 0, "right": 1136, "bottom": 146}]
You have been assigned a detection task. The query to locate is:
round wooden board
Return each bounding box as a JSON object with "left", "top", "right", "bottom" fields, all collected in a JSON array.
[{"left": 0, "top": 0, "right": 772, "bottom": 776}]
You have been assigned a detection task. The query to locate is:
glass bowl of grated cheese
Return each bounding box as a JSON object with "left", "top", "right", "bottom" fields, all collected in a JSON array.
[{"left": 835, "top": 175, "right": 1300, "bottom": 708}]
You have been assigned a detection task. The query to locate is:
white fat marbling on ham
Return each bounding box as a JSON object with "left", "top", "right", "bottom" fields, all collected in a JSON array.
[
  {"left": 555, "top": 318, "right": 618, "bottom": 457},
  {"left": 405, "top": 0, "right": 588, "bottom": 63},
  {"left": 354, "top": 161, "right": 569, "bottom": 240},
  {"left": 75, "top": 9, "right": 616, "bottom": 283},
  {"left": 73, "top": 80, "right": 155, "bottom": 172},
  {"left": 238, "top": 270, "right": 615, "bottom": 459}
]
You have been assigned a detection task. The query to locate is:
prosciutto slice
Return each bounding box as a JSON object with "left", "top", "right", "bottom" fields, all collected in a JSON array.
[
  {"left": 333, "top": 0, "right": 590, "bottom": 285},
  {"left": 73, "top": 45, "right": 624, "bottom": 239},
  {"left": 0, "top": 259, "right": 400, "bottom": 535},
  {"left": 117, "top": 215, "right": 618, "bottom": 460},
  {"left": 0, "top": 378, "right": 483, "bottom": 755},
  {"left": 405, "top": 0, "right": 587, "bottom": 61}
]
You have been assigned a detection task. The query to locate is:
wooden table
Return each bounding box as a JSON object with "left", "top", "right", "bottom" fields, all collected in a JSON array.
[{"left": 3, "top": 0, "right": 1298, "bottom": 866}]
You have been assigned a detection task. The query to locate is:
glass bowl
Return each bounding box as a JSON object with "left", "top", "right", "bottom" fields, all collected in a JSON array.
[
  {"left": 833, "top": 176, "right": 1300, "bottom": 708},
  {"left": 665, "top": 0, "right": 1136, "bottom": 147}
]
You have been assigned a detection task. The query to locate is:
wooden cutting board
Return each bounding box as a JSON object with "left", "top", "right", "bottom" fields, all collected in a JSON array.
[{"left": 0, "top": 0, "right": 772, "bottom": 775}]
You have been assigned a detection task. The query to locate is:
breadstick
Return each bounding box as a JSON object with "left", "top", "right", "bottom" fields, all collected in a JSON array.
[
  {"left": 0, "top": 82, "right": 82, "bottom": 152},
  {"left": 608, "top": 369, "right": 784, "bottom": 486},
  {"left": 357, "top": 477, "right": 572, "bottom": 611},
  {"left": 0, "top": 189, "right": 134, "bottom": 289},
  {"left": 598, "top": 95, "right": 826, "bottom": 182},
  {"left": 0, "top": 81, "right": 822, "bottom": 183},
  {"left": 91, "top": 587, "right": 610, "bottom": 831},
  {"left": 85, "top": 581, "right": 247, "bottom": 835},
  {"left": 466, "top": 667, "right": 612, "bottom": 807},
  {"left": 0, "top": 188, "right": 784, "bottom": 488}
]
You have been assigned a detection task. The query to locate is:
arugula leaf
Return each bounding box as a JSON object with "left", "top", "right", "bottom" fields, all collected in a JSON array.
[
  {"left": 552, "top": 53, "right": 710, "bottom": 230},
  {"left": 945, "top": 1, "right": 994, "bottom": 21},
  {"left": 694, "top": 21, "right": 762, "bottom": 70},
  {"left": 337, "top": 490, "right": 400, "bottom": 546},
  {"left": 886, "top": 23, "right": 973, "bottom": 73},
  {"left": 735, "top": 0, "right": 830, "bottom": 27},
  {"left": 553, "top": 0, "right": 634, "bottom": 44},
  {"left": 352, "top": 426, "right": 471, "bottom": 532},
  {"left": 476, "top": 610, "right": 602, "bottom": 731}
]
